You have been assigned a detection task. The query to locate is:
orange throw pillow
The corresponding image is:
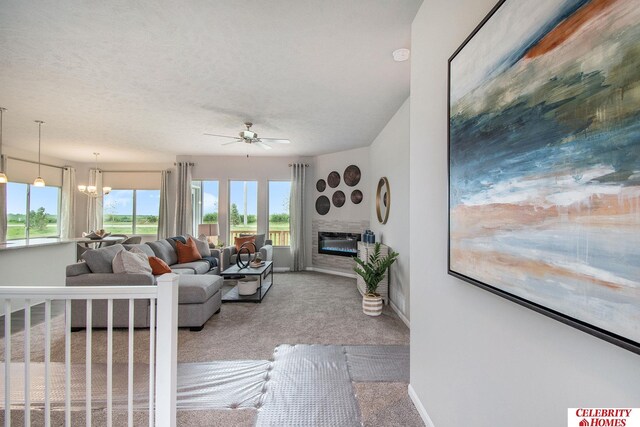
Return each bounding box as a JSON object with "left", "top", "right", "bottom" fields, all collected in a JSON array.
[
  {"left": 176, "top": 237, "right": 203, "bottom": 264},
  {"left": 148, "top": 256, "right": 172, "bottom": 275},
  {"left": 234, "top": 235, "right": 256, "bottom": 253}
]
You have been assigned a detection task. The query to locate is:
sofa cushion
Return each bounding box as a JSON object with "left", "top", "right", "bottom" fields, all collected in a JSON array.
[
  {"left": 187, "top": 234, "right": 211, "bottom": 257},
  {"left": 171, "top": 260, "right": 210, "bottom": 275},
  {"left": 178, "top": 275, "right": 223, "bottom": 304},
  {"left": 66, "top": 262, "right": 91, "bottom": 277},
  {"left": 176, "top": 237, "right": 202, "bottom": 264},
  {"left": 81, "top": 244, "right": 125, "bottom": 274},
  {"left": 171, "top": 268, "right": 195, "bottom": 275},
  {"left": 240, "top": 233, "right": 265, "bottom": 249},
  {"left": 146, "top": 240, "right": 178, "bottom": 265},
  {"left": 112, "top": 249, "right": 152, "bottom": 275},
  {"left": 166, "top": 236, "right": 187, "bottom": 251},
  {"left": 124, "top": 243, "right": 155, "bottom": 258},
  {"left": 149, "top": 256, "right": 172, "bottom": 275},
  {"left": 234, "top": 235, "right": 256, "bottom": 253}
]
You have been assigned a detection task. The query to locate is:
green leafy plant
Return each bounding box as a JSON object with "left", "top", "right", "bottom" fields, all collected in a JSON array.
[{"left": 354, "top": 243, "right": 399, "bottom": 296}]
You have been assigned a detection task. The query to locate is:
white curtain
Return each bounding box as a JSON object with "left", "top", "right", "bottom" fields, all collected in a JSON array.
[
  {"left": 86, "top": 169, "right": 103, "bottom": 232},
  {"left": 289, "top": 163, "right": 306, "bottom": 271},
  {"left": 60, "top": 167, "right": 76, "bottom": 239},
  {"left": 174, "top": 162, "right": 192, "bottom": 236},
  {"left": 0, "top": 155, "right": 6, "bottom": 243},
  {"left": 157, "top": 169, "right": 171, "bottom": 239}
]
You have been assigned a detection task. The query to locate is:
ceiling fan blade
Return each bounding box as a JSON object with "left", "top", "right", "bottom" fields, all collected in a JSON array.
[
  {"left": 259, "top": 138, "right": 290, "bottom": 144},
  {"left": 222, "top": 139, "right": 242, "bottom": 146},
  {"left": 255, "top": 140, "right": 273, "bottom": 150},
  {"left": 203, "top": 133, "right": 238, "bottom": 139}
]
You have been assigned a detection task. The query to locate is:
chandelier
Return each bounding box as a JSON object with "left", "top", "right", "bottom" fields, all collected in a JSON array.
[{"left": 78, "top": 153, "right": 111, "bottom": 197}]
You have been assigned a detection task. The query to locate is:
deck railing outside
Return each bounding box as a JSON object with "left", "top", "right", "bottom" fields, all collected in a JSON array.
[{"left": 229, "top": 229, "right": 291, "bottom": 247}]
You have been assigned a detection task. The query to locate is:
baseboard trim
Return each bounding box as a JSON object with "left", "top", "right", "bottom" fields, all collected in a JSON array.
[
  {"left": 390, "top": 300, "right": 410, "bottom": 328},
  {"left": 305, "top": 267, "right": 356, "bottom": 279},
  {"left": 273, "top": 267, "right": 291, "bottom": 273},
  {"left": 408, "top": 384, "right": 435, "bottom": 427}
]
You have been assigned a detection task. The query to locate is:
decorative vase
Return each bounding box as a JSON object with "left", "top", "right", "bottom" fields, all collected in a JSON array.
[{"left": 362, "top": 293, "right": 383, "bottom": 316}]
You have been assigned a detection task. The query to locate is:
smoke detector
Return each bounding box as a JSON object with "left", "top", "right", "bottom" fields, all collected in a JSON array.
[{"left": 392, "top": 48, "right": 410, "bottom": 62}]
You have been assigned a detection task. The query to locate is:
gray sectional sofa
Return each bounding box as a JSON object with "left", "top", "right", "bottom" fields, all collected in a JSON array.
[{"left": 66, "top": 237, "right": 224, "bottom": 331}]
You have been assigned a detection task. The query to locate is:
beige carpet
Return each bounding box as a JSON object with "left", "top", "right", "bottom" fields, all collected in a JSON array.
[{"left": 1, "top": 272, "right": 423, "bottom": 426}]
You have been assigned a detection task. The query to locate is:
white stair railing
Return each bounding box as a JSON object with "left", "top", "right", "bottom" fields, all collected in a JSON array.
[{"left": 0, "top": 273, "right": 179, "bottom": 427}]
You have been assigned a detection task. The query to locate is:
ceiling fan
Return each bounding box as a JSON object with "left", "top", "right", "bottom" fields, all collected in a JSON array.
[{"left": 204, "top": 122, "right": 290, "bottom": 150}]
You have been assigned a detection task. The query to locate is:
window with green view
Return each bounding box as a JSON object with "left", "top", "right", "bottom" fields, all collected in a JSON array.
[
  {"left": 103, "top": 189, "right": 159, "bottom": 235},
  {"left": 6, "top": 182, "right": 60, "bottom": 240},
  {"left": 268, "top": 181, "right": 291, "bottom": 246},
  {"left": 191, "top": 180, "right": 219, "bottom": 229},
  {"left": 229, "top": 180, "right": 257, "bottom": 241}
]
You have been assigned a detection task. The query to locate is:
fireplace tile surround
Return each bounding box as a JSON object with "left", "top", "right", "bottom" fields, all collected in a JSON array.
[{"left": 312, "top": 219, "right": 370, "bottom": 275}]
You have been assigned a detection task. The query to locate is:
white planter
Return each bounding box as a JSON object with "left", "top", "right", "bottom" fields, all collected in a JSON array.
[
  {"left": 362, "top": 294, "right": 383, "bottom": 316},
  {"left": 238, "top": 278, "right": 259, "bottom": 296}
]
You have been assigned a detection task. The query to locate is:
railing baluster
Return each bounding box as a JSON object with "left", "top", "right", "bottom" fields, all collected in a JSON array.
[
  {"left": 4, "top": 299, "right": 11, "bottom": 427},
  {"left": 86, "top": 300, "right": 93, "bottom": 427},
  {"left": 128, "top": 299, "right": 134, "bottom": 427},
  {"left": 148, "top": 298, "right": 155, "bottom": 427},
  {"left": 107, "top": 299, "right": 113, "bottom": 427},
  {"left": 0, "top": 286, "right": 167, "bottom": 426},
  {"left": 44, "top": 299, "right": 51, "bottom": 427},
  {"left": 24, "top": 299, "right": 31, "bottom": 426},
  {"left": 65, "top": 299, "right": 71, "bottom": 427}
]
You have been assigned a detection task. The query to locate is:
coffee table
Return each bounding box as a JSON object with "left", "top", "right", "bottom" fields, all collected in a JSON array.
[{"left": 221, "top": 261, "right": 273, "bottom": 303}]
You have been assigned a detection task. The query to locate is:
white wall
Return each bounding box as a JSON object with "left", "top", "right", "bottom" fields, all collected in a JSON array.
[
  {"left": 409, "top": 1, "right": 640, "bottom": 426},
  {"left": 178, "top": 154, "right": 313, "bottom": 269},
  {"left": 369, "top": 97, "right": 410, "bottom": 321}
]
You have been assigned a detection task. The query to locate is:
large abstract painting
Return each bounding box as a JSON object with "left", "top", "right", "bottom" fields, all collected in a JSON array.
[{"left": 448, "top": 0, "right": 640, "bottom": 353}]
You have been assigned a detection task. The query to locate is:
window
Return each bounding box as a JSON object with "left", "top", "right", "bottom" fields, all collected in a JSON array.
[
  {"left": 229, "top": 180, "right": 257, "bottom": 242},
  {"left": 135, "top": 190, "right": 160, "bottom": 235},
  {"left": 6, "top": 182, "right": 61, "bottom": 240},
  {"left": 103, "top": 189, "right": 159, "bottom": 235},
  {"left": 268, "top": 181, "right": 291, "bottom": 246},
  {"left": 191, "top": 180, "right": 219, "bottom": 240}
]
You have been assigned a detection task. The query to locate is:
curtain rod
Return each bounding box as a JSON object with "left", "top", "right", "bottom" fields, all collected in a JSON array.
[
  {"left": 6, "top": 155, "right": 64, "bottom": 170},
  {"left": 102, "top": 170, "right": 171, "bottom": 174},
  {"left": 289, "top": 163, "right": 310, "bottom": 167}
]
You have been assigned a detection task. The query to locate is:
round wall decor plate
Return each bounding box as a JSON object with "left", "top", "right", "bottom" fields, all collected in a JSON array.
[
  {"left": 332, "top": 190, "right": 346, "bottom": 207},
  {"left": 316, "top": 179, "right": 327, "bottom": 192},
  {"left": 351, "top": 189, "right": 363, "bottom": 204},
  {"left": 343, "top": 165, "right": 361, "bottom": 187},
  {"left": 327, "top": 171, "right": 341, "bottom": 188},
  {"left": 316, "top": 196, "right": 330, "bottom": 215}
]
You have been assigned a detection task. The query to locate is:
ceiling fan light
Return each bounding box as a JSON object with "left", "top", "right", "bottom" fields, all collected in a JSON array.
[
  {"left": 78, "top": 185, "right": 87, "bottom": 192},
  {"left": 103, "top": 186, "right": 112, "bottom": 195},
  {"left": 33, "top": 177, "right": 45, "bottom": 187},
  {"left": 87, "top": 185, "right": 97, "bottom": 193},
  {"left": 241, "top": 130, "right": 256, "bottom": 139},
  {"left": 0, "top": 172, "right": 7, "bottom": 184}
]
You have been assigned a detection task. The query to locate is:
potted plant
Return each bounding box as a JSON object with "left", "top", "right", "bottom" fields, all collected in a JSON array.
[{"left": 354, "top": 243, "right": 399, "bottom": 316}]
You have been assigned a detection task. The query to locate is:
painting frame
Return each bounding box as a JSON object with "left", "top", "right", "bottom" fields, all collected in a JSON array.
[{"left": 447, "top": 0, "right": 640, "bottom": 355}]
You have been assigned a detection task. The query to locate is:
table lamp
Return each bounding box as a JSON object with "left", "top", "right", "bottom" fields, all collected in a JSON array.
[{"left": 198, "top": 223, "right": 219, "bottom": 246}]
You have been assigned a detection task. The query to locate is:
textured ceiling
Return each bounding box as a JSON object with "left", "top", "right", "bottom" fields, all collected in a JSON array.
[{"left": 0, "top": 0, "right": 421, "bottom": 162}]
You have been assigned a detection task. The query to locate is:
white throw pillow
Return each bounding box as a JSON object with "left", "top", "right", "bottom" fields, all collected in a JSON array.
[
  {"left": 187, "top": 234, "right": 211, "bottom": 257},
  {"left": 112, "top": 248, "right": 152, "bottom": 275}
]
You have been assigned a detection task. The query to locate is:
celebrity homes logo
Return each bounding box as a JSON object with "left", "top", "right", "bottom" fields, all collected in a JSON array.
[{"left": 568, "top": 408, "right": 640, "bottom": 427}]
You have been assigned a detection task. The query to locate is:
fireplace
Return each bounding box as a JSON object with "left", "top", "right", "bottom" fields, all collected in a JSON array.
[{"left": 317, "top": 232, "right": 361, "bottom": 257}]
